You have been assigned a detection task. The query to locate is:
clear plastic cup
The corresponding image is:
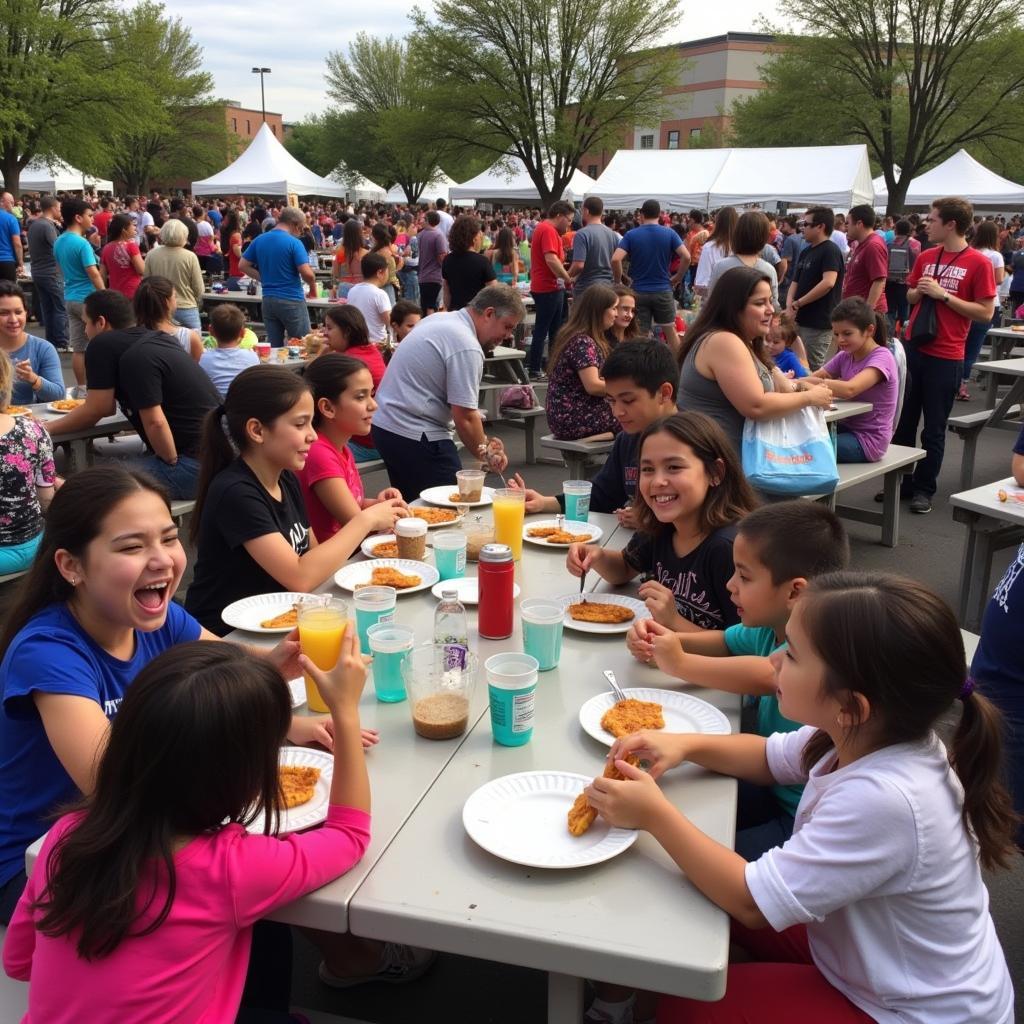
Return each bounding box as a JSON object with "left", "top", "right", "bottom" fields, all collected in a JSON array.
[
  {"left": 455, "top": 469, "right": 486, "bottom": 502},
  {"left": 401, "top": 643, "right": 478, "bottom": 740},
  {"left": 354, "top": 586, "right": 396, "bottom": 655},
  {"left": 485, "top": 652, "right": 539, "bottom": 746},
  {"left": 297, "top": 597, "right": 349, "bottom": 714},
  {"left": 519, "top": 598, "right": 565, "bottom": 671},
  {"left": 367, "top": 622, "right": 414, "bottom": 702},
  {"left": 433, "top": 530, "right": 467, "bottom": 580},
  {"left": 563, "top": 480, "right": 592, "bottom": 522},
  {"left": 491, "top": 488, "right": 525, "bottom": 559}
]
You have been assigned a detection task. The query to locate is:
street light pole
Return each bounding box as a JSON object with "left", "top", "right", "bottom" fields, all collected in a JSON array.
[{"left": 251, "top": 67, "right": 272, "bottom": 123}]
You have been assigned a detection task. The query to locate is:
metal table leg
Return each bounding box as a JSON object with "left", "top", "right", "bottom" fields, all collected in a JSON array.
[{"left": 548, "top": 973, "right": 584, "bottom": 1024}]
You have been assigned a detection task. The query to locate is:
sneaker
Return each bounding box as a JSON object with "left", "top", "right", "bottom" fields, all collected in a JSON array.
[
  {"left": 584, "top": 995, "right": 635, "bottom": 1024},
  {"left": 909, "top": 492, "right": 932, "bottom": 514},
  {"left": 529, "top": 370, "right": 547, "bottom": 382},
  {"left": 956, "top": 382, "right": 971, "bottom": 401},
  {"left": 317, "top": 943, "right": 437, "bottom": 989}
]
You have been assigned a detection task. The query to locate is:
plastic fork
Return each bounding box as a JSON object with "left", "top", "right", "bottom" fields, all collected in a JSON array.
[{"left": 603, "top": 669, "right": 627, "bottom": 704}]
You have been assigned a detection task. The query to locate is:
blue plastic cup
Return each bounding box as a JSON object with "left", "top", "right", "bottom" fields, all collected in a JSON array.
[
  {"left": 433, "top": 530, "right": 467, "bottom": 581},
  {"left": 486, "top": 653, "right": 539, "bottom": 746},
  {"left": 367, "top": 622, "right": 414, "bottom": 702},
  {"left": 354, "top": 586, "right": 397, "bottom": 655},
  {"left": 519, "top": 599, "right": 565, "bottom": 672},
  {"left": 563, "top": 480, "right": 592, "bottom": 522}
]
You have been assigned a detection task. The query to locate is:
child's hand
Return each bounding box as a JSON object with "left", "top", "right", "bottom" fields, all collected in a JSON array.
[
  {"left": 585, "top": 758, "right": 671, "bottom": 831},
  {"left": 360, "top": 498, "right": 406, "bottom": 533},
  {"left": 649, "top": 624, "right": 688, "bottom": 678},
  {"left": 614, "top": 505, "right": 639, "bottom": 529},
  {"left": 638, "top": 579, "right": 678, "bottom": 626},
  {"left": 267, "top": 628, "right": 302, "bottom": 680},
  {"left": 376, "top": 487, "right": 405, "bottom": 507},
  {"left": 626, "top": 618, "right": 659, "bottom": 663},
  {"left": 299, "top": 625, "right": 367, "bottom": 712},
  {"left": 566, "top": 542, "right": 600, "bottom": 578},
  {"left": 508, "top": 473, "right": 549, "bottom": 514},
  {"left": 609, "top": 730, "right": 690, "bottom": 780}
]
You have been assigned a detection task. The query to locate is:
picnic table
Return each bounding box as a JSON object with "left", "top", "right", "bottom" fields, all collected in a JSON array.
[
  {"left": 27, "top": 402, "right": 131, "bottom": 472},
  {"left": 983, "top": 326, "right": 1024, "bottom": 364}
]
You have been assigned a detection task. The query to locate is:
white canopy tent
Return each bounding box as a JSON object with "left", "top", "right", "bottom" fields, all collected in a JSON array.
[
  {"left": 192, "top": 124, "right": 346, "bottom": 198},
  {"left": 385, "top": 172, "right": 459, "bottom": 205},
  {"left": 3, "top": 160, "right": 113, "bottom": 193},
  {"left": 588, "top": 145, "right": 875, "bottom": 211},
  {"left": 873, "top": 150, "right": 1024, "bottom": 208},
  {"left": 449, "top": 159, "right": 596, "bottom": 205},
  {"left": 332, "top": 164, "right": 387, "bottom": 204}
]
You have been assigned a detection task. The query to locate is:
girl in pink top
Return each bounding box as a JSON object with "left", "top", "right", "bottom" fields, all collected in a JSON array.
[
  {"left": 4, "top": 635, "right": 372, "bottom": 1024},
  {"left": 299, "top": 354, "right": 406, "bottom": 542}
]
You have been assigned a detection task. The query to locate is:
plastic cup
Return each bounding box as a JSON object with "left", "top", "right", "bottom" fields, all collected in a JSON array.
[
  {"left": 367, "top": 622, "right": 414, "bottom": 702},
  {"left": 519, "top": 599, "right": 565, "bottom": 672},
  {"left": 402, "top": 643, "right": 478, "bottom": 740},
  {"left": 433, "top": 530, "right": 467, "bottom": 580},
  {"left": 563, "top": 480, "right": 592, "bottom": 522},
  {"left": 297, "top": 598, "right": 349, "bottom": 713},
  {"left": 256, "top": 341, "right": 271, "bottom": 362},
  {"left": 486, "top": 652, "right": 539, "bottom": 746},
  {"left": 394, "top": 517, "right": 427, "bottom": 560},
  {"left": 455, "top": 468, "right": 486, "bottom": 502},
  {"left": 491, "top": 488, "right": 525, "bottom": 560},
  {"left": 354, "top": 586, "right": 396, "bottom": 655}
]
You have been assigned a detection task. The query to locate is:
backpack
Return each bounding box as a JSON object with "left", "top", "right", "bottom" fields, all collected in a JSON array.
[{"left": 887, "top": 239, "right": 912, "bottom": 282}]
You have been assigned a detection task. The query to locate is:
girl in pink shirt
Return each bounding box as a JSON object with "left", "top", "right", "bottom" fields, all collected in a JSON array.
[
  {"left": 299, "top": 354, "right": 406, "bottom": 542},
  {"left": 4, "top": 634, "right": 372, "bottom": 1024}
]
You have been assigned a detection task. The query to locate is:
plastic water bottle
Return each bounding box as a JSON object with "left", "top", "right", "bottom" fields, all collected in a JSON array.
[{"left": 434, "top": 588, "right": 468, "bottom": 670}]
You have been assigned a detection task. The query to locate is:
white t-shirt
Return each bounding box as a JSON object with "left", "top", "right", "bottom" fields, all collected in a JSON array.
[
  {"left": 345, "top": 282, "right": 392, "bottom": 342},
  {"left": 694, "top": 240, "right": 728, "bottom": 289},
  {"left": 978, "top": 248, "right": 1006, "bottom": 302},
  {"left": 746, "top": 726, "right": 1013, "bottom": 1024},
  {"left": 436, "top": 210, "right": 454, "bottom": 238},
  {"left": 831, "top": 230, "right": 850, "bottom": 255}
]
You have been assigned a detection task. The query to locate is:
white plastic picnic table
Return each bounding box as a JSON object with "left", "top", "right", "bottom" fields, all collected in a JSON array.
[{"left": 27, "top": 402, "right": 131, "bottom": 472}]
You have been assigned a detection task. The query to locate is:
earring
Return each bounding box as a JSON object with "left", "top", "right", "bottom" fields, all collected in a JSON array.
[{"left": 70, "top": 577, "right": 78, "bottom": 586}]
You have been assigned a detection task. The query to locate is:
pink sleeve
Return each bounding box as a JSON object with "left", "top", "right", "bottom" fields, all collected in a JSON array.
[
  {"left": 227, "top": 805, "right": 371, "bottom": 927},
  {"left": 302, "top": 440, "right": 345, "bottom": 490}
]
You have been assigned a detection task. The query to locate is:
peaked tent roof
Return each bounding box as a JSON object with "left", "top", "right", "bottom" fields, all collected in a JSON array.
[
  {"left": 3, "top": 159, "right": 113, "bottom": 193},
  {"left": 873, "top": 150, "right": 1024, "bottom": 207},
  {"left": 192, "top": 123, "right": 346, "bottom": 198},
  {"left": 385, "top": 172, "right": 459, "bottom": 205},
  {"left": 449, "top": 159, "right": 596, "bottom": 204},
  {"left": 330, "top": 164, "right": 386, "bottom": 202},
  {"left": 587, "top": 145, "right": 874, "bottom": 211}
]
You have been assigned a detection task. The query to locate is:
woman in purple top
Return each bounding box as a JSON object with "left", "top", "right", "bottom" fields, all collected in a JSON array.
[{"left": 808, "top": 297, "right": 898, "bottom": 463}]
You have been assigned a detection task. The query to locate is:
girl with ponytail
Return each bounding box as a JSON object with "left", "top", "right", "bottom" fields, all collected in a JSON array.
[{"left": 586, "top": 571, "right": 1016, "bottom": 1023}]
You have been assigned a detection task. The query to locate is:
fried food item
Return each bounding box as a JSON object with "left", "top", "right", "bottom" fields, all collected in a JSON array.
[
  {"left": 601, "top": 699, "right": 665, "bottom": 738},
  {"left": 567, "top": 754, "right": 641, "bottom": 836},
  {"left": 411, "top": 507, "right": 459, "bottom": 525},
  {"left": 50, "top": 398, "right": 85, "bottom": 411},
  {"left": 6, "top": 406, "right": 29, "bottom": 416},
  {"left": 358, "top": 566, "right": 422, "bottom": 589},
  {"left": 371, "top": 540, "right": 399, "bottom": 558},
  {"left": 568, "top": 601, "right": 635, "bottom": 624},
  {"left": 278, "top": 764, "right": 321, "bottom": 809},
  {"left": 448, "top": 492, "right": 463, "bottom": 502},
  {"left": 526, "top": 526, "right": 559, "bottom": 538},
  {"left": 259, "top": 606, "right": 299, "bottom": 629},
  {"left": 546, "top": 531, "right": 592, "bottom": 545}
]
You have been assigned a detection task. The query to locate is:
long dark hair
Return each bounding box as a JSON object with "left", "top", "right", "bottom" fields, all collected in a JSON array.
[
  {"left": 678, "top": 265, "right": 772, "bottom": 367},
  {"left": 798, "top": 572, "right": 1019, "bottom": 871},
  {"left": 494, "top": 227, "right": 517, "bottom": 267},
  {"left": 324, "top": 304, "right": 369, "bottom": 349},
  {"left": 342, "top": 219, "right": 364, "bottom": 263},
  {"left": 133, "top": 275, "right": 175, "bottom": 329},
  {"left": 0, "top": 467, "right": 170, "bottom": 661},
  {"left": 830, "top": 296, "right": 888, "bottom": 347},
  {"left": 707, "top": 206, "right": 738, "bottom": 250},
  {"left": 106, "top": 213, "right": 133, "bottom": 242},
  {"left": 190, "top": 366, "right": 310, "bottom": 543},
  {"left": 304, "top": 352, "right": 373, "bottom": 428},
  {"left": 632, "top": 412, "right": 758, "bottom": 536},
  {"left": 220, "top": 209, "right": 241, "bottom": 253},
  {"left": 548, "top": 284, "right": 618, "bottom": 372},
  {"left": 33, "top": 642, "right": 292, "bottom": 959}
]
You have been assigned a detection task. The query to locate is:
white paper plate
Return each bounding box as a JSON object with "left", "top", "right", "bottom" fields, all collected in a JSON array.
[
  {"left": 419, "top": 485, "right": 495, "bottom": 508},
  {"left": 579, "top": 687, "right": 731, "bottom": 747},
  {"left": 221, "top": 592, "right": 309, "bottom": 634},
  {"left": 246, "top": 746, "right": 333, "bottom": 835},
  {"left": 409, "top": 506, "right": 466, "bottom": 529},
  {"left": 554, "top": 594, "right": 651, "bottom": 635},
  {"left": 462, "top": 770, "right": 637, "bottom": 869},
  {"left": 287, "top": 676, "right": 306, "bottom": 709},
  {"left": 334, "top": 558, "right": 439, "bottom": 595},
  {"left": 6, "top": 407, "right": 32, "bottom": 417},
  {"left": 45, "top": 400, "right": 85, "bottom": 414},
  {"left": 523, "top": 519, "right": 604, "bottom": 548},
  {"left": 360, "top": 533, "right": 434, "bottom": 561},
  {"left": 429, "top": 577, "right": 520, "bottom": 604}
]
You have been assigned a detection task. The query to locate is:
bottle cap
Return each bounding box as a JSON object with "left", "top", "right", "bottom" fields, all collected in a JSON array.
[
  {"left": 441, "top": 588, "right": 457, "bottom": 600},
  {"left": 394, "top": 517, "right": 428, "bottom": 537},
  {"left": 479, "top": 543, "right": 513, "bottom": 563}
]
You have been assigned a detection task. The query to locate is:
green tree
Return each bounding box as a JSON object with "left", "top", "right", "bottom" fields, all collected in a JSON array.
[
  {"left": 731, "top": 0, "right": 1024, "bottom": 213},
  {"left": 101, "top": 3, "right": 224, "bottom": 196},
  {"left": 411, "top": 0, "right": 683, "bottom": 206}
]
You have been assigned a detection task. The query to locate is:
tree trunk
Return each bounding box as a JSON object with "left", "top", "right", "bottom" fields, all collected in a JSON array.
[
  {"left": 885, "top": 176, "right": 912, "bottom": 216},
  {"left": 0, "top": 148, "right": 25, "bottom": 196}
]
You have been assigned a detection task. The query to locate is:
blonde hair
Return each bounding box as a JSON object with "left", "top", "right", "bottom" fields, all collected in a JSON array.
[
  {"left": 777, "top": 311, "right": 799, "bottom": 344},
  {"left": 158, "top": 218, "right": 189, "bottom": 247},
  {"left": 0, "top": 352, "right": 11, "bottom": 411}
]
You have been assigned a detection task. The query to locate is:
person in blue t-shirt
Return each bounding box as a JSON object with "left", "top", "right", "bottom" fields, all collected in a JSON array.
[
  {"left": 238, "top": 206, "right": 316, "bottom": 347},
  {"left": 0, "top": 192, "right": 24, "bottom": 283},
  {"left": 629, "top": 501, "right": 849, "bottom": 860},
  {"left": 612, "top": 199, "right": 690, "bottom": 354},
  {"left": 0, "top": 465, "right": 336, "bottom": 925}
]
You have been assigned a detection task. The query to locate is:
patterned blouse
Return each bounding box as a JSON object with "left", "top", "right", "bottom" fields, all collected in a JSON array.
[
  {"left": 544, "top": 333, "right": 620, "bottom": 441},
  {"left": 0, "top": 416, "right": 56, "bottom": 546}
]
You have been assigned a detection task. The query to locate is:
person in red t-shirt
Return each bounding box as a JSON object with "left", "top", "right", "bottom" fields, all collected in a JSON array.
[
  {"left": 92, "top": 199, "right": 113, "bottom": 245},
  {"left": 893, "top": 196, "right": 996, "bottom": 513},
  {"left": 528, "top": 200, "right": 573, "bottom": 378},
  {"left": 842, "top": 205, "right": 888, "bottom": 313}
]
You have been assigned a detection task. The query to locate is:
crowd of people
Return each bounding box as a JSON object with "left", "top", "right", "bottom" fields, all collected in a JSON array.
[{"left": 0, "top": 182, "right": 1020, "bottom": 1024}]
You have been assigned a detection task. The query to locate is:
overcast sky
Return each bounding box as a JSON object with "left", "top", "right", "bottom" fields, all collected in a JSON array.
[{"left": 167, "top": 0, "right": 778, "bottom": 122}]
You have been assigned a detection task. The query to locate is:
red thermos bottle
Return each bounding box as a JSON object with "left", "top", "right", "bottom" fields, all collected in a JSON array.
[{"left": 478, "top": 543, "right": 514, "bottom": 639}]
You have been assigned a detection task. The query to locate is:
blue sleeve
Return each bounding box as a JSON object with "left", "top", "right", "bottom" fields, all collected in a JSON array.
[
  {"left": 293, "top": 237, "right": 309, "bottom": 268},
  {"left": 5, "top": 213, "right": 18, "bottom": 242},
  {"left": 1015, "top": 422, "right": 1024, "bottom": 457},
  {"left": 724, "top": 624, "right": 755, "bottom": 655},
  {"left": 2, "top": 629, "right": 102, "bottom": 717},
  {"left": 166, "top": 599, "right": 203, "bottom": 644},
  {"left": 618, "top": 231, "right": 632, "bottom": 254},
  {"left": 28, "top": 338, "right": 65, "bottom": 402},
  {"left": 571, "top": 232, "right": 588, "bottom": 263}
]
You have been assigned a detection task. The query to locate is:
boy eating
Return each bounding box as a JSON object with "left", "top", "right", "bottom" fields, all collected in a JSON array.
[{"left": 199, "top": 304, "right": 258, "bottom": 397}]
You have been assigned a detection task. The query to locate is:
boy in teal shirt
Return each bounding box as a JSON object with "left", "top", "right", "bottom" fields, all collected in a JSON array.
[{"left": 629, "top": 500, "right": 849, "bottom": 860}]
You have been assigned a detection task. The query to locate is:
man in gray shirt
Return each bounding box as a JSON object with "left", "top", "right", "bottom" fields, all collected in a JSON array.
[
  {"left": 372, "top": 284, "right": 524, "bottom": 499},
  {"left": 569, "top": 196, "right": 619, "bottom": 293},
  {"left": 26, "top": 195, "right": 68, "bottom": 350}
]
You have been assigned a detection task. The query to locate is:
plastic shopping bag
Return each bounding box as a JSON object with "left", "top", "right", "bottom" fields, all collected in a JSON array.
[{"left": 741, "top": 407, "right": 839, "bottom": 496}]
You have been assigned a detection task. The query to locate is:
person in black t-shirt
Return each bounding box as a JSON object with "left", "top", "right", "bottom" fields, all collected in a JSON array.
[{"left": 441, "top": 215, "right": 496, "bottom": 311}]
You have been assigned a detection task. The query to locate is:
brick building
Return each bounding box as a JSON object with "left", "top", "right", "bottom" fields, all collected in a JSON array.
[{"left": 223, "top": 101, "right": 285, "bottom": 158}]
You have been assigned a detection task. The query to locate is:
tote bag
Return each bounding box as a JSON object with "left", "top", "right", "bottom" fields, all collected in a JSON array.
[
  {"left": 742, "top": 407, "right": 838, "bottom": 495},
  {"left": 907, "top": 247, "right": 966, "bottom": 349}
]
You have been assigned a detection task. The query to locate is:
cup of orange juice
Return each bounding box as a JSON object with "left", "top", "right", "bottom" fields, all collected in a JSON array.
[
  {"left": 297, "top": 597, "right": 349, "bottom": 713},
  {"left": 491, "top": 488, "right": 525, "bottom": 560}
]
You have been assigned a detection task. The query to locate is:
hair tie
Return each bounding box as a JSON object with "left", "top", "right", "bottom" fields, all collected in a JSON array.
[{"left": 960, "top": 676, "right": 976, "bottom": 701}]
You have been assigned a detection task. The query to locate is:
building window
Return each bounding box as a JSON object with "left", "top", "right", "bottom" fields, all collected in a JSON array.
[
  {"left": 667, "top": 130, "right": 679, "bottom": 149},
  {"left": 587, "top": 164, "right": 598, "bottom": 178},
  {"left": 271, "top": 124, "right": 276, "bottom": 135},
  {"left": 232, "top": 117, "right": 237, "bottom": 132},
  {"left": 639, "top": 134, "right": 654, "bottom": 150},
  {"left": 246, "top": 119, "right": 251, "bottom": 134},
  {"left": 689, "top": 127, "right": 701, "bottom": 140}
]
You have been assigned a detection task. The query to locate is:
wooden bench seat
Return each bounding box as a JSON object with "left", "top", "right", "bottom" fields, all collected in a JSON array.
[
  {"left": 540, "top": 434, "right": 614, "bottom": 479},
  {"left": 948, "top": 406, "right": 1021, "bottom": 490}
]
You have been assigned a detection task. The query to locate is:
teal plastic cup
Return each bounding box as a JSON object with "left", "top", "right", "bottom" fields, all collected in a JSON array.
[
  {"left": 519, "top": 598, "right": 565, "bottom": 672},
  {"left": 367, "top": 622, "right": 414, "bottom": 702},
  {"left": 433, "top": 530, "right": 467, "bottom": 580},
  {"left": 486, "top": 652, "right": 539, "bottom": 746},
  {"left": 563, "top": 480, "right": 592, "bottom": 522},
  {"left": 354, "top": 586, "right": 397, "bottom": 655}
]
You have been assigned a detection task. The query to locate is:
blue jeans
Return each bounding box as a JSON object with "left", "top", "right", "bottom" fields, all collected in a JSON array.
[
  {"left": 885, "top": 281, "right": 909, "bottom": 330},
  {"left": 261, "top": 295, "right": 311, "bottom": 348},
  {"left": 131, "top": 454, "right": 201, "bottom": 500},
  {"left": 172, "top": 307, "right": 202, "bottom": 332},
  {"left": 397, "top": 269, "right": 419, "bottom": 303},
  {"left": 0, "top": 532, "right": 42, "bottom": 574},
  {"left": 835, "top": 427, "right": 868, "bottom": 463},
  {"left": 32, "top": 272, "right": 69, "bottom": 349},
  {"left": 892, "top": 347, "right": 962, "bottom": 498},
  {"left": 371, "top": 425, "right": 462, "bottom": 502},
  {"left": 528, "top": 289, "right": 565, "bottom": 373},
  {"left": 962, "top": 313, "right": 997, "bottom": 383},
  {"left": 734, "top": 779, "right": 795, "bottom": 861}
]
